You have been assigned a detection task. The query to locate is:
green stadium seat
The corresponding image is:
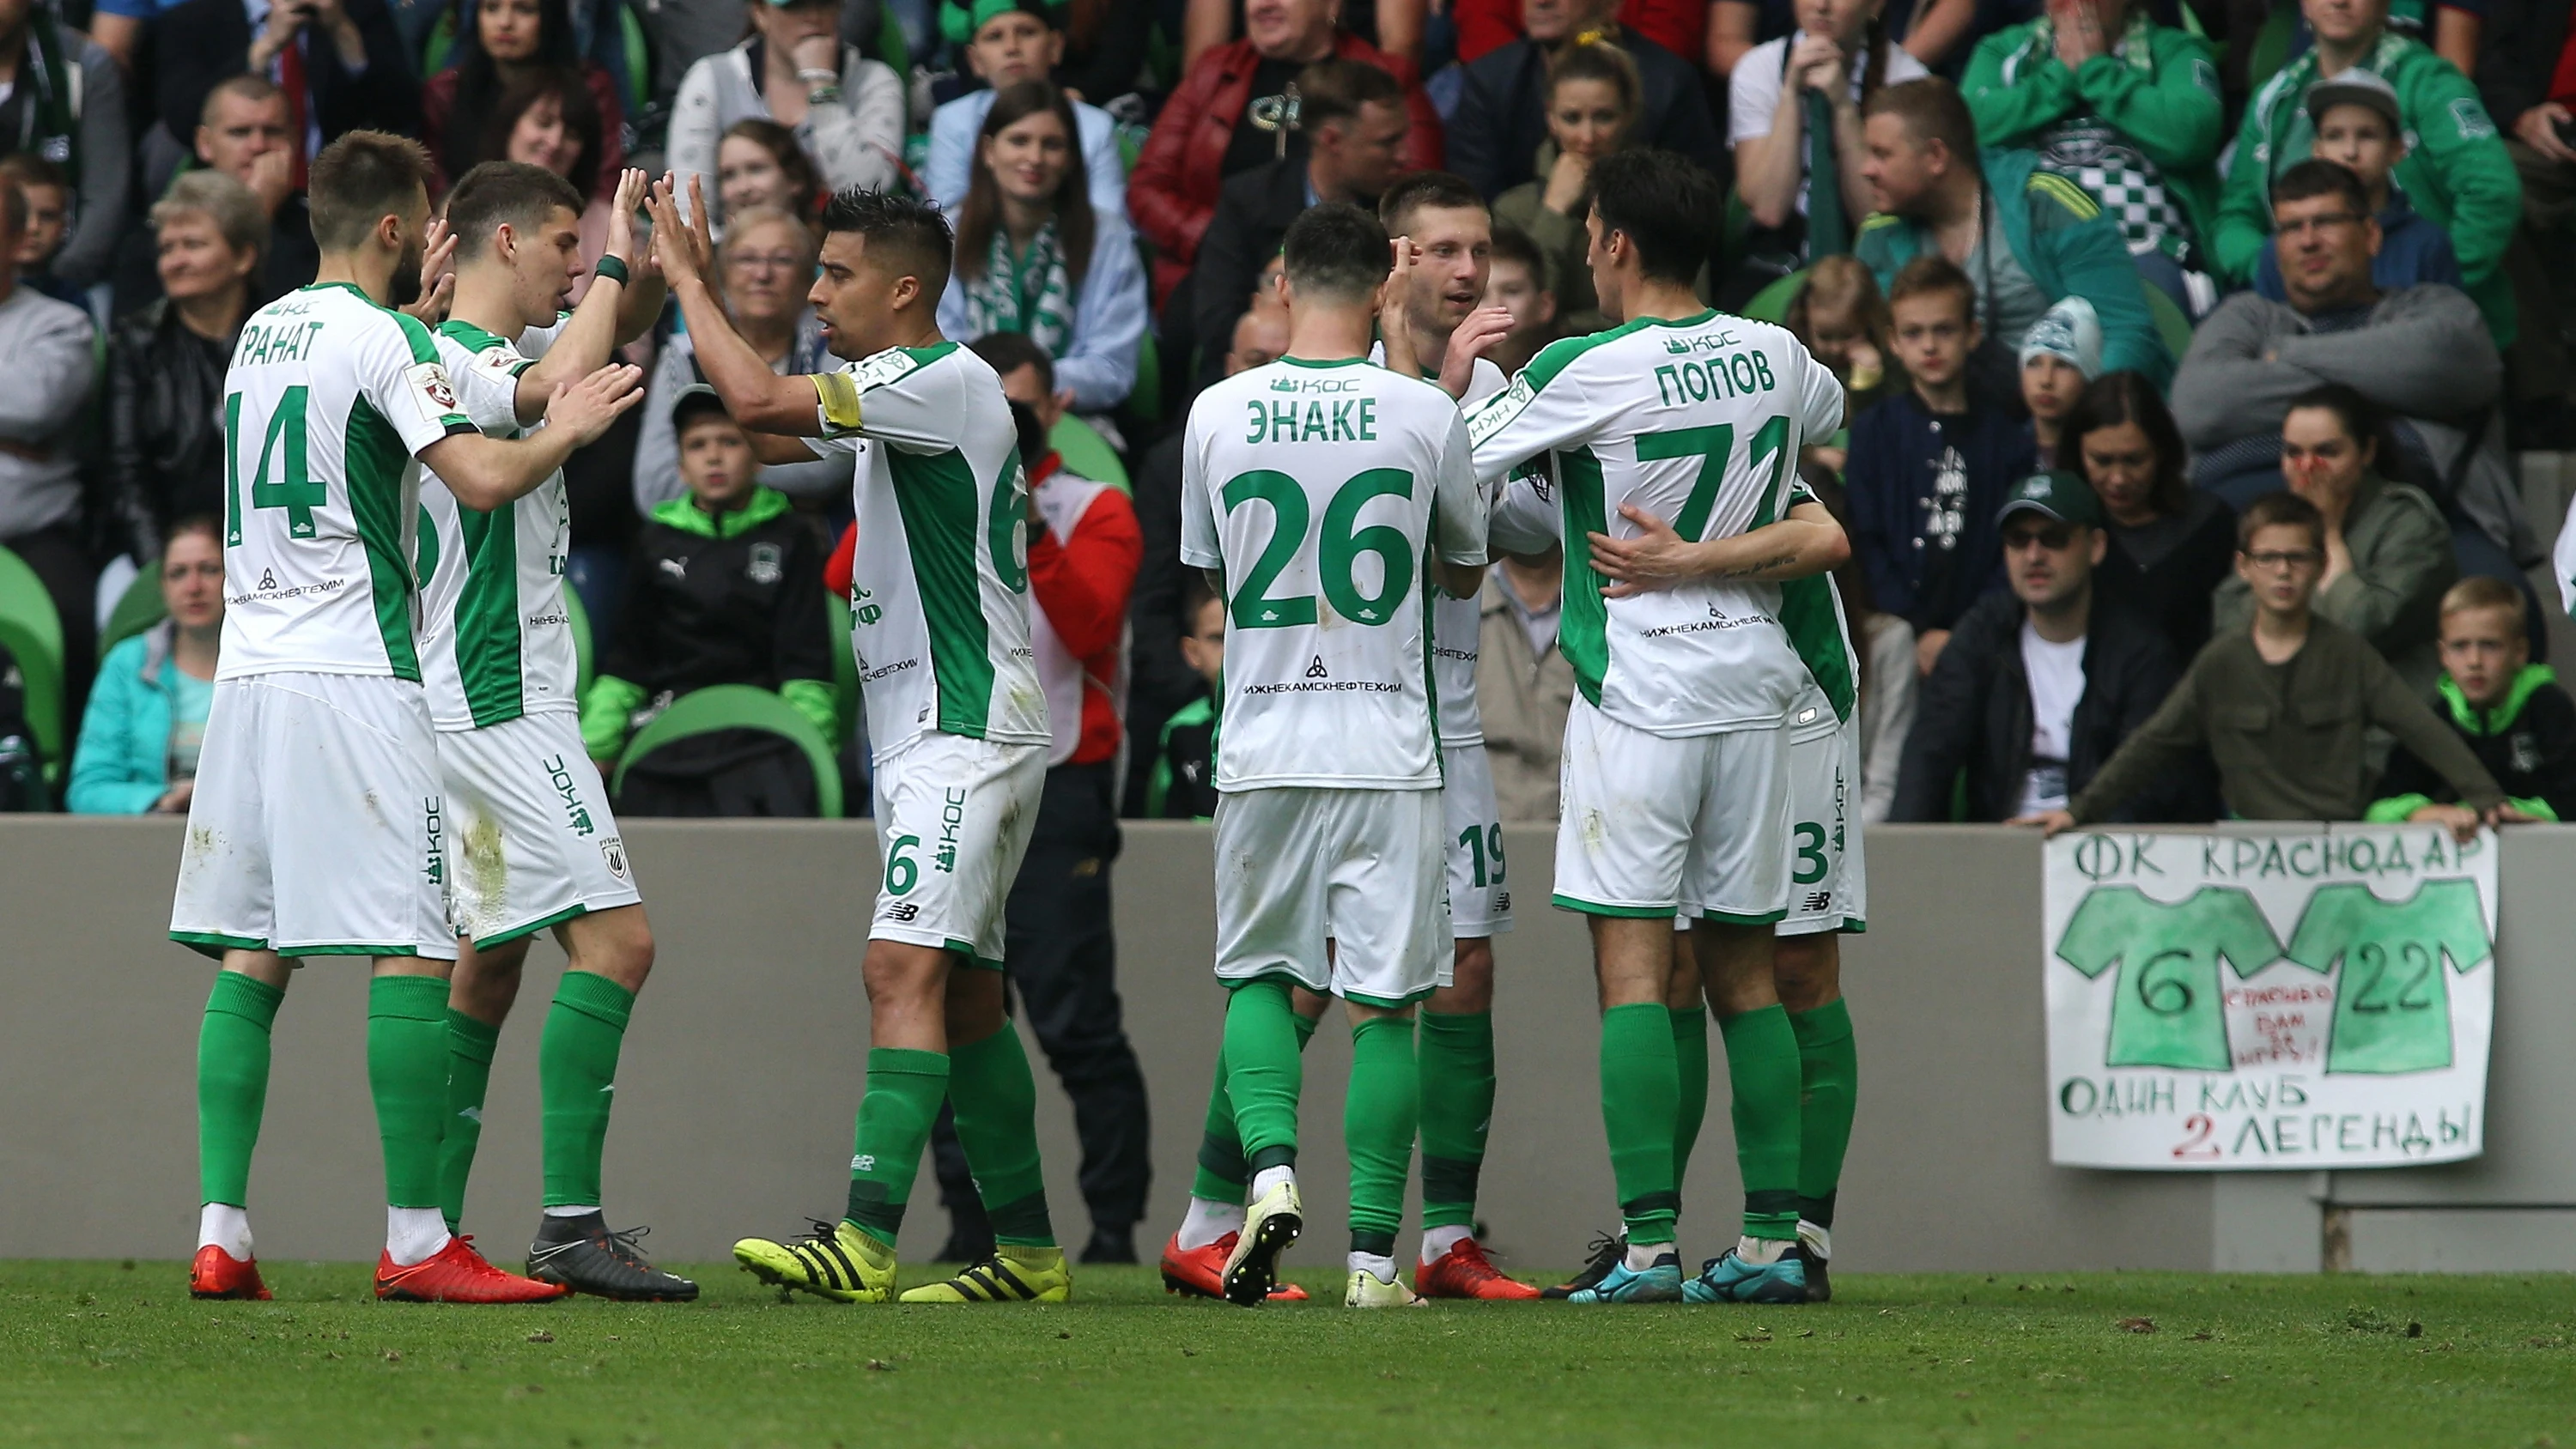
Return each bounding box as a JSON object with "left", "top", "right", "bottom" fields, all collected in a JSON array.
[
  {"left": 100, "top": 563, "right": 166, "bottom": 658},
  {"left": 1051, "top": 414, "right": 1128, "bottom": 491},
  {"left": 2142, "top": 279, "right": 2194, "bottom": 363},
  {"left": 1127, "top": 328, "right": 1163, "bottom": 427},
  {"left": 565, "top": 585, "right": 595, "bottom": 698},
  {"left": 825, "top": 591, "right": 860, "bottom": 743},
  {"left": 611, "top": 683, "right": 844, "bottom": 817},
  {"left": 1740, "top": 267, "right": 1810, "bottom": 324},
  {"left": 0, "top": 543, "right": 66, "bottom": 782}
]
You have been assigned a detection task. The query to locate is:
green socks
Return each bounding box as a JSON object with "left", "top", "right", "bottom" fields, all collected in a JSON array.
[
  {"left": 197, "top": 972, "right": 284, "bottom": 1208},
  {"left": 438, "top": 1009, "right": 501, "bottom": 1229},
  {"left": 1599, "top": 1002, "right": 1680, "bottom": 1246},
  {"left": 368, "top": 976, "right": 453, "bottom": 1211},
  {"left": 1790, "top": 998, "right": 1858, "bottom": 1228},
  {"left": 1416, "top": 1009, "right": 1492, "bottom": 1231},
  {"left": 539, "top": 971, "right": 633, "bottom": 1210},
  {"left": 1719, "top": 1003, "right": 1804, "bottom": 1242},
  {"left": 947, "top": 1024, "right": 1055, "bottom": 1247},
  {"left": 1345, "top": 1015, "right": 1419, "bottom": 1258},
  {"left": 1193, "top": 1010, "right": 1318, "bottom": 1206},
  {"left": 843, "top": 1047, "right": 951, "bottom": 1246},
  {"left": 1221, "top": 979, "right": 1306, "bottom": 1176},
  {"left": 1671, "top": 1006, "right": 1710, "bottom": 1192}
]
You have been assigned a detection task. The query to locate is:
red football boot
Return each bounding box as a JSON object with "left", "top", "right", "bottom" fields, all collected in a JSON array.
[
  {"left": 1159, "top": 1231, "right": 1309, "bottom": 1301},
  {"left": 375, "top": 1235, "right": 568, "bottom": 1303},
  {"left": 189, "top": 1245, "right": 273, "bottom": 1300},
  {"left": 1416, "top": 1238, "right": 1542, "bottom": 1300}
]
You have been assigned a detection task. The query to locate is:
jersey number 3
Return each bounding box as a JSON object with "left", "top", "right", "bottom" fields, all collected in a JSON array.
[
  {"left": 1221, "top": 468, "right": 1415, "bottom": 630},
  {"left": 225, "top": 386, "right": 323, "bottom": 543}
]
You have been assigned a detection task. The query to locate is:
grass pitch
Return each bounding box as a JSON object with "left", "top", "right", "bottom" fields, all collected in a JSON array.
[{"left": 3, "top": 1260, "right": 2573, "bottom": 1447}]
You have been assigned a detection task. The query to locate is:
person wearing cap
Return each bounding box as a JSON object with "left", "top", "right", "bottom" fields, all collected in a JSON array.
[
  {"left": 2015, "top": 488, "right": 2507, "bottom": 834},
  {"left": 2253, "top": 68, "right": 2465, "bottom": 305},
  {"left": 2212, "top": 0, "right": 2520, "bottom": 350},
  {"left": 2019, "top": 294, "right": 2100, "bottom": 458},
  {"left": 580, "top": 385, "right": 838, "bottom": 813},
  {"left": 1893, "top": 470, "right": 2201, "bottom": 823},
  {"left": 665, "top": 0, "right": 906, "bottom": 212},
  {"left": 923, "top": 0, "right": 1127, "bottom": 216}
]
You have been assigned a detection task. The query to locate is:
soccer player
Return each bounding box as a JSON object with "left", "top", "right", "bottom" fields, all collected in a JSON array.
[
  {"left": 646, "top": 176, "right": 1070, "bottom": 1305},
  {"left": 1180, "top": 202, "right": 1490, "bottom": 1308},
  {"left": 173, "top": 130, "right": 645, "bottom": 1304},
  {"left": 412, "top": 160, "right": 695, "bottom": 1300},
  {"left": 1461, "top": 148, "right": 1848, "bottom": 1304}
]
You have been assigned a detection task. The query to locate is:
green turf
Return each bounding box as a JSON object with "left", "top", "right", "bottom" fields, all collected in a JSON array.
[{"left": 4, "top": 1260, "right": 2573, "bottom": 1447}]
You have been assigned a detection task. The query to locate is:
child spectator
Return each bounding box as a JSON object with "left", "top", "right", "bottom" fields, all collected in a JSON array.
[
  {"left": 1785, "top": 254, "right": 1899, "bottom": 424},
  {"left": 1492, "top": 40, "right": 1642, "bottom": 334},
  {"left": 424, "top": 0, "right": 624, "bottom": 200},
  {"left": 582, "top": 386, "right": 837, "bottom": 815},
  {"left": 67, "top": 518, "right": 222, "bottom": 815},
  {"left": 1480, "top": 222, "right": 1558, "bottom": 376},
  {"left": 2371, "top": 575, "right": 2576, "bottom": 827},
  {"left": 2058, "top": 367, "right": 2236, "bottom": 660},
  {"left": 0, "top": 155, "right": 79, "bottom": 306},
  {"left": 1146, "top": 573, "right": 1225, "bottom": 820},
  {"left": 2253, "top": 70, "right": 2464, "bottom": 305},
  {"left": 0, "top": 0, "right": 125, "bottom": 290},
  {"left": 1844, "top": 255, "right": 2034, "bottom": 676},
  {"left": 2019, "top": 295, "right": 2099, "bottom": 458}
]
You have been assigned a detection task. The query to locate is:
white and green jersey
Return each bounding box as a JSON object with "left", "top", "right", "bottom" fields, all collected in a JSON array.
[
  {"left": 1368, "top": 346, "right": 1506, "bottom": 747},
  {"left": 1779, "top": 478, "right": 1857, "bottom": 743},
  {"left": 216, "top": 282, "right": 477, "bottom": 682},
  {"left": 1179, "top": 356, "right": 1487, "bottom": 791},
  {"left": 809, "top": 342, "right": 1049, "bottom": 757},
  {"left": 1464, "top": 310, "right": 1844, "bottom": 737},
  {"left": 416, "top": 314, "right": 579, "bottom": 730}
]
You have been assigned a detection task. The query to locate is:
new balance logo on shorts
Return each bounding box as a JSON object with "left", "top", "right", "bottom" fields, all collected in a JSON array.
[{"left": 1802, "top": 891, "right": 1833, "bottom": 912}]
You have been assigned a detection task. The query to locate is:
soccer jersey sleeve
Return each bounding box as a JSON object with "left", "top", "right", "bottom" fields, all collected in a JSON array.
[
  {"left": 1463, "top": 340, "right": 1601, "bottom": 484},
  {"left": 2208, "top": 888, "right": 2286, "bottom": 979},
  {"left": 1178, "top": 409, "right": 1221, "bottom": 572},
  {"left": 810, "top": 344, "right": 962, "bottom": 453},
  {"left": 363, "top": 311, "right": 478, "bottom": 456},
  {"left": 1485, "top": 464, "right": 1561, "bottom": 557},
  {"left": 1792, "top": 339, "right": 1845, "bottom": 442},
  {"left": 1430, "top": 408, "right": 1490, "bottom": 569},
  {"left": 2054, "top": 885, "right": 2142, "bottom": 979},
  {"left": 442, "top": 331, "right": 533, "bottom": 436}
]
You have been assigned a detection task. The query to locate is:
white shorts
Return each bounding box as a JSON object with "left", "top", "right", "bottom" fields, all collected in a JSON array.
[
  {"left": 868, "top": 731, "right": 1047, "bottom": 968},
  {"left": 1212, "top": 785, "right": 1451, "bottom": 1008},
  {"left": 1553, "top": 697, "right": 1791, "bottom": 925},
  {"left": 1778, "top": 715, "right": 1867, "bottom": 937},
  {"left": 171, "top": 672, "right": 457, "bottom": 961},
  {"left": 1442, "top": 743, "right": 1513, "bottom": 939},
  {"left": 438, "top": 711, "right": 642, "bottom": 947}
]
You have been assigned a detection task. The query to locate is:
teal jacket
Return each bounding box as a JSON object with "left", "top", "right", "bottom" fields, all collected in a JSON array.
[
  {"left": 67, "top": 624, "right": 197, "bottom": 814},
  {"left": 2212, "top": 28, "right": 2522, "bottom": 345},
  {"left": 1962, "top": 14, "right": 2225, "bottom": 264},
  {"left": 1854, "top": 147, "right": 2174, "bottom": 389}
]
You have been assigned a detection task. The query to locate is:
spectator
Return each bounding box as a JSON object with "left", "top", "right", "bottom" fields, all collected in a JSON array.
[
  {"left": 924, "top": 0, "right": 1127, "bottom": 215},
  {"left": 1804, "top": 472, "right": 1917, "bottom": 822},
  {"left": 0, "top": 177, "right": 96, "bottom": 710},
  {"left": 1962, "top": 0, "right": 2224, "bottom": 311},
  {"left": 1455, "top": 0, "right": 1702, "bottom": 66},
  {"left": 2058, "top": 367, "right": 2233, "bottom": 658},
  {"left": 1188, "top": 58, "right": 1413, "bottom": 387},
  {"left": 1492, "top": 40, "right": 1644, "bottom": 334},
  {"left": 926, "top": 331, "right": 1151, "bottom": 1266},
  {"left": 183, "top": 76, "right": 319, "bottom": 304},
  {"left": 1179, "top": 0, "right": 1428, "bottom": 73},
  {"left": 1051, "top": 0, "right": 1156, "bottom": 104},
  {"left": 2172, "top": 159, "right": 2528, "bottom": 572},
  {"left": 2212, "top": 0, "right": 2520, "bottom": 349},
  {"left": 1480, "top": 221, "right": 1559, "bottom": 375},
  {"left": 424, "top": 0, "right": 624, "bottom": 201},
  {"left": 66, "top": 519, "right": 222, "bottom": 815},
  {"left": 1728, "top": 0, "right": 1927, "bottom": 296},
  {"left": 0, "top": 0, "right": 127, "bottom": 290},
  {"left": 471, "top": 67, "right": 616, "bottom": 260},
  {"left": 0, "top": 155, "right": 77, "bottom": 306},
  {"left": 1448, "top": 0, "right": 1720, "bottom": 202},
  {"left": 2019, "top": 293, "right": 2099, "bottom": 457},
  {"left": 584, "top": 385, "right": 839, "bottom": 815},
  {"left": 1145, "top": 573, "right": 1225, "bottom": 819},
  {"left": 2252, "top": 69, "right": 2464, "bottom": 304},
  {"left": 636, "top": 206, "right": 849, "bottom": 513},
  {"left": 1477, "top": 537, "right": 1577, "bottom": 821},
  {"left": 2208, "top": 385, "right": 2454, "bottom": 692},
  {"left": 938, "top": 80, "right": 1146, "bottom": 414},
  {"left": 2369, "top": 574, "right": 2576, "bottom": 826},
  {"left": 155, "top": 0, "right": 418, "bottom": 170},
  {"left": 667, "top": 0, "right": 905, "bottom": 207},
  {"left": 106, "top": 173, "right": 262, "bottom": 567},
  {"left": 1784, "top": 253, "right": 1900, "bottom": 429},
  {"left": 2024, "top": 491, "right": 2506, "bottom": 829},
  {"left": 2478, "top": 0, "right": 2576, "bottom": 432},
  {"left": 1894, "top": 470, "right": 2194, "bottom": 822},
  {"left": 1844, "top": 255, "right": 2033, "bottom": 674},
  {"left": 715, "top": 118, "right": 823, "bottom": 224},
  {"left": 1856, "top": 76, "right": 2171, "bottom": 391},
  {"left": 1708, "top": 0, "right": 1978, "bottom": 76},
  {"left": 1127, "top": 0, "right": 1440, "bottom": 301}
]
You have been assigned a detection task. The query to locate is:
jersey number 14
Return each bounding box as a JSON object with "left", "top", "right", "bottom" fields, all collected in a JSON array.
[{"left": 225, "top": 386, "right": 325, "bottom": 543}]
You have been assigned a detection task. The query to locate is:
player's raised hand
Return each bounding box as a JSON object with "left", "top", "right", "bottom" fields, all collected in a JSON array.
[
  {"left": 647, "top": 175, "right": 714, "bottom": 288},
  {"left": 603, "top": 167, "right": 650, "bottom": 270},
  {"left": 545, "top": 363, "right": 646, "bottom": 445},
  {"left": 1589, "top": 502, "right": 1699, "bottom": 597},
  {"left": 1441, "top": 305, "right": 1516, "bottom": 398},
  {"left": 402, "top": 216, "right": 458, "bottom": 324}
]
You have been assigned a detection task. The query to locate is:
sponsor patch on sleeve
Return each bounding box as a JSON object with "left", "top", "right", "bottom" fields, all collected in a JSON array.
[
  {"left": 406, "top": 361, "right": 466, "bottom": 426},
  {"left": 1466, "top": 377, "right": 1535, "bottom": 448}
]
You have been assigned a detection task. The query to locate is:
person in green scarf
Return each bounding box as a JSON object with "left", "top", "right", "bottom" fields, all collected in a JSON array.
[{"left": 0, "top": 0, "right": 130, "bottom": 288}]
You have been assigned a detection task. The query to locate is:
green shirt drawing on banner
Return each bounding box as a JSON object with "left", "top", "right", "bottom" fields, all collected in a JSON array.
[
  {"left": 2056, "top": 885, "right": 2283, "bottom": 1071},
  {"left": 2284, "top": 879, "right": 2489, "bottom": 1076}
]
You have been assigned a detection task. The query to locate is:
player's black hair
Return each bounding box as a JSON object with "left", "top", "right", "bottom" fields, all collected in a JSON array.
[
  {"left": 1377, "top": 170, "right": 1485, "bottom": 238},
  {"left": 2271, "top": 158, "right": 2372, "bottom": 218},
  {"left": 1280, "top": 202, "right": 1391, "bottom": 304},
  {"left": 1585, "top": 149, "right": 1723, "bottom": 286},
  {"left": 308, "top": 130, "right": 437, "bottom": 251},
  {"left": 442, "top": 161, "right": 585, "bottom": 256},
  {"left": 969, "top": 330, "right": 1057, "bottom": 393},
  {"left": 820, "top": 186, "right": 955, "bottom": 299}
]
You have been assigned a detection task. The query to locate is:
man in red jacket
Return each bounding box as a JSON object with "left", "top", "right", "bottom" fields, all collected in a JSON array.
[{"left": 1126, "top": 0, "right": 1443, "bottom": 304}]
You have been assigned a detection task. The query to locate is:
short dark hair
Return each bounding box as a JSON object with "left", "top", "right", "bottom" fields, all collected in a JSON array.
[
  {"left": 2271, "top": 157, "right": 2372, "bottom": 217},
  {"left": 442, "top": 161, "right": 585, "bottom": 255},
  {"left": 1864, "top": 76, "right": 1979, "bottom": 164},
  {"left": 164, "top": 515, "right": 225, "bottom": 557},
  {"left": 2057, "top": 370, "right": 2190, "bottom": 520},
  {"left": 969, "top": 330, "right": 1056, "bottom": 392},
  {"left": 1486, "top": 221, "right": 1545, "bottom": 282},
  {"left": 2239, "top": 490, "right": 2326, "bottom": 552},
  {"left": 1886, "top": 253, "right": 1976, "bottom": 322},
  {"left": 1281, "top": 202, "right": 1390, "bottom": 302},
  {"left": 308, "top": 130, "right": 437, "bottom": 251},
  {"left": 201, "top": 73, "right": 285, "bottom": 128},
  {"left": 2283, "top": 380, "right": 2384, "bottom": 459},
  {"left": 1295, "top": 58, "right": 1406, "bottom": 133},
  {"left": 1377, "top": 170, "right": 1485, "bottom": 239},
  {"left": 1586, "top": 149, "right": 1723, "bottom": 284},
  {"left": 0, "top": 152, "right": 66, "bottom": 195},
  {"left": 1180, "top": 570, "right": 1222, "bottom": 634},
  {"left": 820, "top": 186, "right": 955, "bottom": 298}
]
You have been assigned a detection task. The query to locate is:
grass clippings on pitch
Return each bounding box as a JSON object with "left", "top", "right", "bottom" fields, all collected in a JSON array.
[{"left": 3, "top": 1260, "right": 2573, "bottom": 1447}]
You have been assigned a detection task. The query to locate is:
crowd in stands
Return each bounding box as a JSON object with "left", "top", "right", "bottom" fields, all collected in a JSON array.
[{"left": 3, "top": 0, "right": 2576, "bottom": 845}]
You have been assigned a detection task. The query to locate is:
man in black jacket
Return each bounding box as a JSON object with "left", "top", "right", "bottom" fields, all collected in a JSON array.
[
  {"left": 1893, "top": 471, "right": 2202, "bottom": 822},
  {"left": 1446, "top": 0, "right": 1724, "bottom": 202}
]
